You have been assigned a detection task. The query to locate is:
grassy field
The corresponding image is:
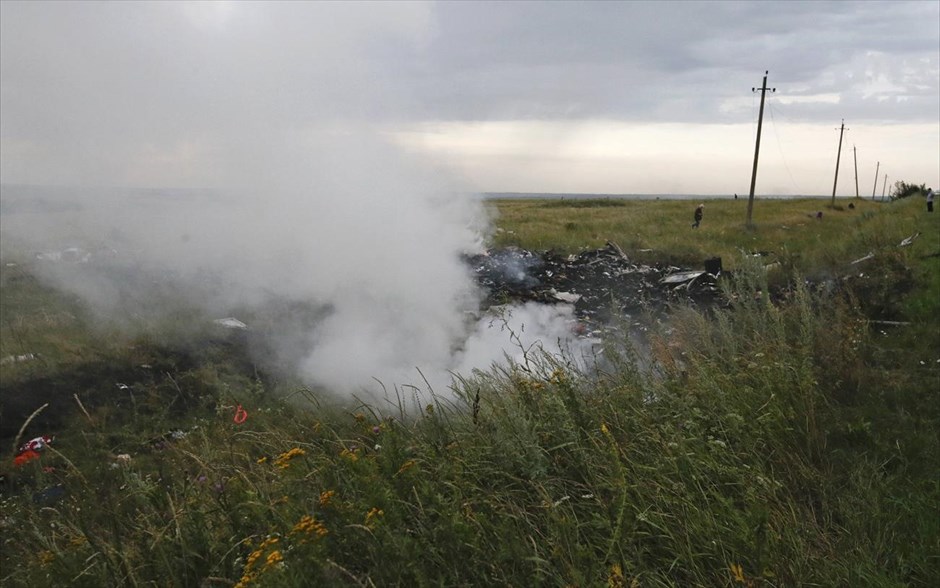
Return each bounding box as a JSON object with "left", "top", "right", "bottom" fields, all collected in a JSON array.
[
  {"left": 488, "top": 197, "right": 922, "bottom": 274},
  {"left": 0, "top": 195, "right": 937, "bottom": 587}
]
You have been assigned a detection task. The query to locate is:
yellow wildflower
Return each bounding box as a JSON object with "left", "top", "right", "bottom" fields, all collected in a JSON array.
[
  {"left": 234, "top": 535, "right": 280, "bottom": 588},
  {"left": 233, "top": 570, "right": 257, "bottom": 588},
  {"left": 38, "top": 550, "right": 55, "bottom": 566},
  {"left": 274, "top": 447, "right": 306, "bottom": 469},
  {"left": 607, "top": 562, "right": 624, "bottom": 588},
  {"left": 365, "top": 507, "right": 385, "bottom": 527},
  {"left": 730, "top": 563, "right": 746, "bottom": 584},
  {"left": 256, "top": 456, "right": 267, "bottom": 464},
  {"left": 319, "top": 490, "right": 336, "bottom": 507},
  {"left": 339, "top": 447, "right": 360, "bottom": 462},
  {"left": 291, "top": 514, "right": 328, "bottom": 541},
  {"left": 264, "top": 550, "right": 283, "bottom": 569}
]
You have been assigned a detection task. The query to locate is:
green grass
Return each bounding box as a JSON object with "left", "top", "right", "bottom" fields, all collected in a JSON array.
[
  {"left": 1, "top": 196, "right": 937, "bottom": 587},
  {"left": 488, "top": 197, "right": 932, "bottom": 274}
]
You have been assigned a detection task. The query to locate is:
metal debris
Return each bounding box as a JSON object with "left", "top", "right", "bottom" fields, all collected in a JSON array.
[
  {"left": 465, "top": 243, "right": 722, "bottom": 328},
  {"left": 661, "top": 271, "right": 706, "bottom": 284},
  {"left": 0, "top": 353, "right": 38, "bottom": 366},
  {"left": 850, "top": 252, "right": 875, "bottom": 265},
  {"left": 899, "top": 233, "right": 920, "bottom": 247},
  {"left": 213, "top": 317, "right": 248, "bottom": 330}
]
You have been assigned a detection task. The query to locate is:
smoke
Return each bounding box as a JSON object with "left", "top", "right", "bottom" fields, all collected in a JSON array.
[{"left": 1, "top": 3, "right": 595, "bottom": 403}]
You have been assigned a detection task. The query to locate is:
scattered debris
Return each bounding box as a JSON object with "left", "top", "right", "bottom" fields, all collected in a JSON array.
[
  {"left": 550, "top": 290, "right": 581, "bottom": 304},
  {"left": 850, "top": 252, "right": 875, "bottom": 265},
  {"left": 36, "top": 247, "right": 91, "bottom": 263},
  {"left": 0, "top": 353, "right": 38, "bottom": 366},
  {"left": 13, "top": 435, "right": 54, "bottom": 467},
  {"left": 661, "top": 271, "right": 706, "bottom": 284},
  {"left": 899, "top": 233, "right": 920, "bottom": 248},
  {"left": 704, "top": 257, "right": 722, "bottom": 276},
  {"left": 213, "top": 317, "right": 248, "bottom": 330},
  {"left": 465, "top": 243, "right": 723, "bottom": 329},
  {"left": 18, "top": 435, "right": 53, "bottom": 454}
]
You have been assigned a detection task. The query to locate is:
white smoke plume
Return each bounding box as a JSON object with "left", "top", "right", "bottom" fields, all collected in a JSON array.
[{"left": 1, "top": 3, "right": 593, "bottom": 402}]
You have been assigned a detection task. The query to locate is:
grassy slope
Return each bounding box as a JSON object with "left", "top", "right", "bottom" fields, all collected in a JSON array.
[{"left": 0, "top": 196, "right": 937, "bottom": 587}]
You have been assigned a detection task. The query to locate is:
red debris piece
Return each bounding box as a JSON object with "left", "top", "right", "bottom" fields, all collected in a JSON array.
[{"left": 13, "top": 450, "right": 40, "bottom": 467}]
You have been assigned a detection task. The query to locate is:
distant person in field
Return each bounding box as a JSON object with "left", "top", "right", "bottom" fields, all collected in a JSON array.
[
  {"left": 927, "top": 187, "right": 934, "bottom": 212},
  {"left": 692, "top": 203, "right": 704, "bottom": 228}
]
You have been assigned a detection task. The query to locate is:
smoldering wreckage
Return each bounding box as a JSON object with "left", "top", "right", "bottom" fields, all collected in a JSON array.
[
  {"left": 2, "top": 242, "right": 726, "bottom": 494},
  {"left": 4, "top": 236, "right": 917, "bottom": 487},
  {"left": 0, "top": 242, "right": 721, "bottom": 482},
  {"left": 23, "top": 240, "right": 724, "bottom": 339},
  {"left": 465, "top": 242, "right": 722, "bottom": 334}
]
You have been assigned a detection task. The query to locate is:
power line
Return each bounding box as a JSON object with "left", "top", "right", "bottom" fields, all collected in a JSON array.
[{"left": 767, "top": 101, "right": 804, "bottom": 194}]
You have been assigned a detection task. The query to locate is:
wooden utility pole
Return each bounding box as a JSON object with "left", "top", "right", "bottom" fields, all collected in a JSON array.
[
  {"left": 853, "top": 145, "right": 859, "bottom": 198},
  {"left": 746, "top": 70, "right": 774, "bottom": 227},
  {"left": 882, "top": 174, "right": 888, "bottom": 201},
  {"left": 871, "top": 161, "right": 879, "bottom": 200},
  {"left": 831, "top": 120, "right": 847, "bottom": 207}
]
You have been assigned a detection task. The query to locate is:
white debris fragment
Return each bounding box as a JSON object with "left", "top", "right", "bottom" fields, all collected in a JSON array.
[
  {"left": 899, "top": 233, "right": 920, "bottom": 247},
  {"left": 551, "top": 290, "right": 582, "bottom": 304},
  {"left": 0, "top": 353, "right": 37, "bottom": 366},
  {"left": 661, "top": 270, "right": 705, "bottom": 284},
  {"left": 36, "top": 247, "right": 91, "bottom": 263},
  {"left": 850, "top": 252, "right": 875, "bottom": 265},
  {"left": 213, "top": 317, "right": 248, "bottom": 330}
]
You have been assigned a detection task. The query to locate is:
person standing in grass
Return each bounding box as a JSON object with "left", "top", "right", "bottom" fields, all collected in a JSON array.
[
  {"left": 692, "top": 203, "right": 704, "bottom": 228},
  {"left": 927, "top": 187, "right": 934, "bottom": 212}
]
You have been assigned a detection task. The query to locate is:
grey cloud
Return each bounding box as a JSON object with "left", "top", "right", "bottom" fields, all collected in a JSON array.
[
  {"left": 1, "top": 0, "right": 937, "bottom": 186},
  {"left": 405, "top": 0, "right": 939, "bottom": 123}
]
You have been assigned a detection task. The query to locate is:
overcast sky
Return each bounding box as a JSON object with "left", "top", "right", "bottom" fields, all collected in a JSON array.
[{"left": 2, "top": 0, "right": 938, "bottom": 195}]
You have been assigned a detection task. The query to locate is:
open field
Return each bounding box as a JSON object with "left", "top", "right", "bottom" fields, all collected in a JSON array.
[
  {"left": 488, "top": 196, "right": 924, "bottom": 272},
  {"left": 1, "top": 195, "right": 938, "bottom": 587}
]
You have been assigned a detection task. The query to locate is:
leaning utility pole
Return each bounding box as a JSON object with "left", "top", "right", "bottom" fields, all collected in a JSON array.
[
  {"left": 747, "top": 71, "right": 777, "bottom": 227},
  {"left": 746, "top": 71, "right": 774, "bottom": 227},
  {"left": 882, "top": 174, "right": 888, "bottom": 201},
  {"left": 853, "top": 145, "right": 859, "bottom": 198},
  {"left": 831, "top": 119, "right": 847, "bottom": 207},
  {"left": 871, "top": 161, "right": 880, "bottom": 200}
]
